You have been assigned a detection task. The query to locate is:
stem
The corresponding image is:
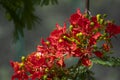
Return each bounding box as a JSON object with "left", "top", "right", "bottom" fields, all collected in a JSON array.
[{"left": 85, "top": 0, "right": 90, "bottom": 14}]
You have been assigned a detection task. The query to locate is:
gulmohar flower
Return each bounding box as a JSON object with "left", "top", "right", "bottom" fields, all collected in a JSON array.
[{"left": 11, "top": 9, "right": 120, "bottom": 80}]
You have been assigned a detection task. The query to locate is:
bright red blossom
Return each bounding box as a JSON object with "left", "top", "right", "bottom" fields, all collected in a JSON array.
[
  {"left": 11, "top": 9, "right": 120, "bottom": 80},
  {"left": 10, "top": 61, "right": 28, "bottom": 80},
  {"left": 70, "top": 9, "right": 81, "bottom": 25},
  {"left": 94, "top": 51, "right": 103, "bottom": 58},
  {"left": 82, "top": 58, "right": 92, "bottom": 66},
  {"left": 106, "top": 22, "right": 120, "bottom": 37},
  {"left": 102, "top": 43, "right": 110, "bottom": 52}
]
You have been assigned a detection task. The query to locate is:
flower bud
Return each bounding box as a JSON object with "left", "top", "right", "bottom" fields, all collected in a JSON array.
[
  {"left": 76, "top": 32, "right": 83, "bottom": 37},
  {"left": 90, "top": 22, "right": 94, "bottom": 26},
  {"left": 43, "top": 75, "right": 47, "bottom": 80},
  {"left": 45, "top": 41, "right": 50, "bottom": 45},
  {"left": 93, "top": 45, "right": 97, "bottom": 49},
  {"left": 82, "top": 58, "right": 92, "bottom": 67},
  {"left": 58, "top": 39, "right": 63, "bottom": 43},
  {"left": 63, "top": 36, "right": 71, "bottom": 42},
  {"left": 84, "top": 13, "right": 89, "bottom": 18},
  {"left": 97, "top": 14, "right": 101, "bottom": 21},
  {"left": 69, "top": 25, "right": 73, "bottom": 31},
  {"left": 20, "top": 62, "right": 24, "bottom": 68},
  {"left": 100, "top": 19, "right": 104, "bottom": 24},
  {"left": 45, "top": 68, "right": 48, "bottom": 72},
  {"left": 102, "top": 43, "right": 110, "bottom": 52},
  {"left": 21, "top": 56, "right": 25, "bottom": 62},
  {"left": 63, "top": 35, "right": 67, "bottom": 39},
  {"left": 104, "top": 21, "right": 107, "bottom": 25},
  {"left": 103, "top": 14, "right": 107, "bottom": 18},
  {"left": 103, "top": 37, "right": 107, "bottom": 40}
]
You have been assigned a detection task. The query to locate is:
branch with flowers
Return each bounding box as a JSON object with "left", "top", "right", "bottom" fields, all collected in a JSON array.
[{"left": 10, "top": 8, "right": 120, "bottom": 80}]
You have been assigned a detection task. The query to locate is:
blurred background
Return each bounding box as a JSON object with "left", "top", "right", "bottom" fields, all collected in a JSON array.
[{"left": 0, "top": 0, "right": 120, "bottom": 80}]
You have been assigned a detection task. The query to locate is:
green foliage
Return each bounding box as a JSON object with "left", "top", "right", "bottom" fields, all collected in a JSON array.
[
  {"left": 92, "top": 56, "right": 120, "bottom": 67},
  {"left": 32, "top": 0, "right": 58, "bottom": 6},
  {"left": 67, "top": 65, "right": 95, "bottom": 80},
  {"left": 78, "top": 70, "right": 95, "bottom": 80},
  {"left": 67, "top": 56, "right": 120, "bottom": 80},
  {"left": 64, "top": 56, "right": 120, "bottom": 80},
  {"left": 40, "top": 0, "right": 58, "bottom": 6},
  {"left": 0, "top": 0, "right": 58, "bottom": 42}
]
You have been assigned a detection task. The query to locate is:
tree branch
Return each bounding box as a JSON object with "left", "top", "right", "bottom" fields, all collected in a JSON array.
[{"left": 85, "top": 0, "right": 90, "bottom": 14}]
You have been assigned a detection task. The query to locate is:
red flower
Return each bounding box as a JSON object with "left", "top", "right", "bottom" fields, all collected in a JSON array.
[
  {"left": 72, "top": 48, "right": 82, "bottom": 57},
  {"left": 10, "top": 61, "right": 20, "bottom": 72},
  {"left": 25, "top": 52, "right": 48, "bottom": 68},
  {"left": 23, "top": 52, "right": 48, "bottom": 79},
  {"left": 10, "top": 9, "right": 120, "bottom": 80},
  {"left": 91, "top": 16, "right": 100, "bottom": 29},
  {"left": 102, "top": 43, "right": 110, "bottom": 52},
  {"left": 47, "top": 56, "right": 56, "bottom": 68},
  {"left": 57, "top": 58, "right": 65, "bottom": 67},
  {"left": 37, "top": 45, "right": 45, "bottom": 52},
  {"left": 30, "top": 71, "right": 44, "bottom": 80},
  {"left": 89, "top": 37, "right": 97, "bottom": 46},
  {"left": 49, "top": 23, "right": 66, "bottom": 40},
  {"left": 106, "top": 23, "right": 120, "bottom": 37},
  {"left": 89, "top": 32, "right": 101, "bottom": 46},
  {"left": 92, "top": 32, "right": 101, "bottom": 40},
  {"left": 82, "top": 58, "right": 92, "bottom": 67},
  {"left": 12, "top": 70, "right": 28, "bottom": 80},
  {"left": 10, "top": 61, "right": 28, "bottom": 80},
  {"left": 70, "top": 9, "right": 81, "bottom": 25},
  {"left": 48, "top": 23, "right": 66, "bottom": 47},
  {"left": 70, "top": 9, "right": 91, "bottom": 35},
  {"left": 94, "top": 51, "right": 103, "bottom": 58}
]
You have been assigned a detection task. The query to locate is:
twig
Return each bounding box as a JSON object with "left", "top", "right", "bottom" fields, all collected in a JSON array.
[{"left": 85, "top": 0, "right": 90, "bottom": 14}]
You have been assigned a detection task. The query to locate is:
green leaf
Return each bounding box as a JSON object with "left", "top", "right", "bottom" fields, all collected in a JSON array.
[
  {"left": 92, "top": 56, "right": 120, "bottom": 67},
  {"left": 41, "top": 0, "right": 49, "bottom": 6},
  {"left": 40, "top": 0, "right": 58, "bottom": 6},
  {"left": 0, "top": 0, "right": 59, "bottom": 42},
  {"left": 51, "top": 0, "right": 58, "bottom": 5}
]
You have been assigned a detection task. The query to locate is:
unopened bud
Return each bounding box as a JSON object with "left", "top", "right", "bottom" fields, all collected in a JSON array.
[
  {"left": 43, "top": 75, "right": 47, "bottom": 80},
  {"left": 45, "top": 41, "right": 50, "bottom": 45},
  {"left": 103, "top": 37, "right": 107, "bottom": 40},
  {"left": 103, "top": 14, "right": 107, "bottom": 18},
  {"left": 21, "top": 56, "right": 25, "bottom": 62},
  {"left": 63, "top": 35, "right": 67, "bottom": 39},
  {"left": 100, "top": 19, "right": 104, "bottom": 24},
  {"left": 99, "top": 36, "right": 103, "bottom": 40},
  {"left": 104, "top": 21, "right": 107, "bottom": 25},
  {"left": 20, "top": 63, "right": 24, "bottom": 68},
  {"left": 71, "top": 38, "right": 75, "bottom": 42},
  {"left": 103, "top": 33, "right": 107, "bottom": 37},
  {"left": 90, "top": 22, "right": 94, "bottom": 26},
  {"left": 97, "top": 14, "right": 101, "bottom": 21},
  {"left": 63, "top": 36, "right": 71, "bottom": 42},
  {"left": 84, "top": 13, "right": 89, "bottom": 18},
  {"left": 45, "top": 68, "right": 48, "bottom": 72},
  {"left": 69, "top": 25, "right": 73, "bottom": 31},
  {"left": 76, "top": 32, "right": 83, "bottom": 37},
  {"left": 93, "top": 45, "right": 97, "bottom": 49},
  {"left": 59, "top": 39, "right": 63, "bottom": 43}
]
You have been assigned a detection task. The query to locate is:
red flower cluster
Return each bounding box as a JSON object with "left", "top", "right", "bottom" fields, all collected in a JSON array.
[{"left": 11, "top": 9, "right": 120, "bottom": 80}]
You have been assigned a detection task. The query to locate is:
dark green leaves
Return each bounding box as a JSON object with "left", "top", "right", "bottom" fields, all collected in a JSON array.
[
  {"left": 0, "top": 0, "right": 58, "bottom": 42},
  {"left": 92, "top": 56, "right": 120, "bottom": 67},
  {"left": 0, "top": 0, "right": 37, "bottom": 41},
  {"left": 32, "top": 0, "right": 58, "bottom": 5},
  {"left": 40, "top": 0, "right": 58, "bottom": 6},
  {"left": 64, "top": 63, "right": 95, "bottom": 80}
]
